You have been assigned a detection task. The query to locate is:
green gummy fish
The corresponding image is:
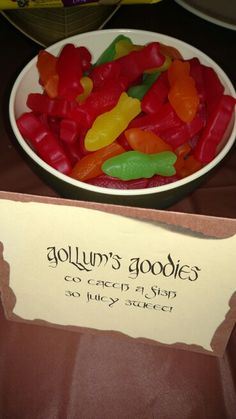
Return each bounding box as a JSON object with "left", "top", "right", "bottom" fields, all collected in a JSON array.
[{"left": 102, "top": 150, "right": 177, "bottom": 181}]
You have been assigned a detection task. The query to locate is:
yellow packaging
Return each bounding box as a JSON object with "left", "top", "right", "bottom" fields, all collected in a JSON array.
[{"left": 0, "top": 0, "right": 162, "bottom": 9}]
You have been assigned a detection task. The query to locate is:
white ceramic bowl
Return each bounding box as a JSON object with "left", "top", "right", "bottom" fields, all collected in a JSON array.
[{"left": 9, "top": 28, "right": 236, "bottom": 209}]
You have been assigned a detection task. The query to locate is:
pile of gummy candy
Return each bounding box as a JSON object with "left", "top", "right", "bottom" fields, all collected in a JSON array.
[{"left": 17, "top": 35, "right": 236, "bottom": 190}]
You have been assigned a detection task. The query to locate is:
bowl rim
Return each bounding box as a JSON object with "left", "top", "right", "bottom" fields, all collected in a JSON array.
[{"left": 9, "top": 28, "right": 236, "bottom": 197}]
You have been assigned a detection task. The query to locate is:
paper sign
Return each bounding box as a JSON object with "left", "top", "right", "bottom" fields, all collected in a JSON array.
[{"left": 0, "top": 191, "right": 236, "bottom": 357}]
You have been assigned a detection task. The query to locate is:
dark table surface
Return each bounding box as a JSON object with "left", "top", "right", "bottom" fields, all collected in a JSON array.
[{"left": 0, "top": 1, "right": 236, "bottom": 418}]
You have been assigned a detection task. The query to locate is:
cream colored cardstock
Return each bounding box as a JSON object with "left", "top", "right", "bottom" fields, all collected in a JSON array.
[{"left": 0, "top": 195, "right": 236, "bottom": 356}]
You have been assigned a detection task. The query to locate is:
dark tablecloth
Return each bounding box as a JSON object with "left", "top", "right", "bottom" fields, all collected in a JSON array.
[{"left": 0, "top": 1, "right": 236, "bottom": 417}]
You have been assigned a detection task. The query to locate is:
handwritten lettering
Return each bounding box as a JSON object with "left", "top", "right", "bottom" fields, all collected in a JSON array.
[
  {"left": 50, "top": 246, "right": 202, "bottom": 317},
  {"left": 125, "top": 299, "right": 173, "bottom": 312},
  {"left": 65, "top": 290, "right": 81, "bottom": 298},
  {"left": 87, "top": 278, "right": 129, "bottom": 292},
  {"left": 47, "top": 246, "right": 122, "bottom": 271},
  {"left": 86, "top": 292, "right": 119, "bottom": 307},
  {"left": 64, "top": 275, "right": 82, "bottom": 283},
  {"left": 128, "top": 253, "right": 200, "bottom": 280},
  {"left": 135, "top": 285, "right": 177, "bottom": 299}
]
